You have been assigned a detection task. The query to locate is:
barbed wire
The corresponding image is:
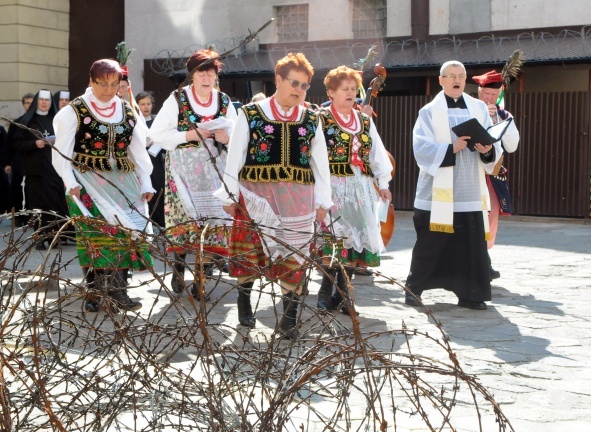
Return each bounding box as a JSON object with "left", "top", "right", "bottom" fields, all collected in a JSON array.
[
  {"left": 150, "top": 26, "right": 591, "bottom": 77},
  {"left": 0, "top": 206, "right": 517, "bottom": 431}
]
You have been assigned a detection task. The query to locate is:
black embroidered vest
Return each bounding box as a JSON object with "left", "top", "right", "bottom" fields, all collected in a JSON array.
[
  {"left": 318, "top": 108, "right": 373, "bottom": 177},
  {"left": 239, "top": 103, "right": 317, "bottom": 185},
  {"left": 174, "top": 89, "right": 231, "bottom": 148},
  {"left": 71, "top": 97, "right": 137, "bottom": 173}
]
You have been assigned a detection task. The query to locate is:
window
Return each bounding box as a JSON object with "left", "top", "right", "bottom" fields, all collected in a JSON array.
[
  {"left": 275, "top": 4, "right": 309, "bottom": 43},
  {"left": 352, "top": 0, "right": 387, "bottom": 39}
]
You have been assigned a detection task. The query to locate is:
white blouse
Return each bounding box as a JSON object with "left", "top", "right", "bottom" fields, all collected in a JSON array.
[{"left": 52, "top": 88, "right": 154, "bottom": 194}]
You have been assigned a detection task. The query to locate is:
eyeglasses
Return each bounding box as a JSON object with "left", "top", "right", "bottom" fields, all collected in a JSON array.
[
  {"left": 285, "top": 78, "right": 311, "bottom": 91},
  {"left": 441, "top": 74, "right": 467, "bottom": 80},
  {"left": 94, "top": 80, "right": 120, "bottom": 89}
]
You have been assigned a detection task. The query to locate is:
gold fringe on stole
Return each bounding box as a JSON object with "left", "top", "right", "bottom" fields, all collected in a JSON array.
[
  {"left": 484, "top": 231, "right": 491, "bottom": 241},
  {"left": 429, "top": 223, "right": 455, "bottom": 233}
]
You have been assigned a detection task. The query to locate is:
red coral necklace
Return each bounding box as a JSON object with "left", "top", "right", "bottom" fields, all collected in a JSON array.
[
  {"left": 90, "top": 101, "right": 116, "bottom": 118},
  {"left": 331, "top": 105, "right": 357, "bottom": 130},
  {"left": 191, "top": 85, "right": 213, "bottom": 107},
  {"left": 270, "top": 96, "right": 298, "bottom": 122}
]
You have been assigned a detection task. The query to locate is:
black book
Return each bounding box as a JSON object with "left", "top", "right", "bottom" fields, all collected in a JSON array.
[{"left": 451, "top": 117, "right": 513, "bottom": 151}]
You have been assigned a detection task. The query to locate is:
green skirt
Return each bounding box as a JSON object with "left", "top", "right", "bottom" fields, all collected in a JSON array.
[
  {"left": 321, "top": 242, "right": 380, "bottom": 267},
  {"left": 66, "top": 190, "right": 153, "bottom": 271}
]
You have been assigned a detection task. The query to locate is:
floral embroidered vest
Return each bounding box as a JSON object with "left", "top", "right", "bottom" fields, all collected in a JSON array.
[
  {"left": 174, "top": 88, "right": 230, "bottom": 148},
  {"left": 71, "top": 97, "right": 137, "bottom": 173},
  {"left": 318, "top": 108, "right": 374, "bottom": 177},
  {"left": 239, "top": 103, "right": 317, "bottom": 185}
]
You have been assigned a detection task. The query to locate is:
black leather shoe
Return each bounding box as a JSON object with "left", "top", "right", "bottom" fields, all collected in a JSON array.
[
  {"left": 457, "top": 299, "right": 487, "bottom": 310},
  {"left": 489, "top": 266, "right": 501, "bottom": 281},
  {"left": 404, "top": 291, "right": 421, "bottom": 307}
]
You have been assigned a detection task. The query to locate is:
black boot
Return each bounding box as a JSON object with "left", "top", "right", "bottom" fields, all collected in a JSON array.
[
  {"left": 171, "top": 253, "right": 187, "bottom": 293},
  {"left": 333, "top": 268, "right": 358, "bottom": 316},
  {"left": 317, "top": 267, "right": 336, "bottom": 311},
  {"left": 237, "top": 282, "right": 256, "bottom": 327},
  {"left": 279, "top": 292, "right": 300, "bottom": 340},
  {"left": 203, "top": 263, "right": 214, "bottom": 278},
  {"left": 84, "top": 268, "right": 100, "bottom": 312},
  {"left": 108, "top": 270, "right": 142, "bottom": 312}
]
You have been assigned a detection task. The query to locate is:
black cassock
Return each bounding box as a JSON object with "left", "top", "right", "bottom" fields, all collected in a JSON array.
[{"left": 15, "top": 112, "right": 69, "bottom": 237}]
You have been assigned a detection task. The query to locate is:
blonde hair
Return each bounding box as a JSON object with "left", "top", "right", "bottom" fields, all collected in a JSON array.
[{"left": 275, "top": 52, "right": 314, "bottom": 81}]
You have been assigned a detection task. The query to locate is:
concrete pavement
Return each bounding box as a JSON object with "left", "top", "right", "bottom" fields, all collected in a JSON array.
[{"left": 1, "top": 212, "right": 590, "bottom": 431}]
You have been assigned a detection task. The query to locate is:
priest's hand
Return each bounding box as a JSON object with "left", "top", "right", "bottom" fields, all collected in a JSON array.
[
  {"left": 35, "top": 139, "right": 46, "bottom": 149},
  {"left": 474, "top": 143, "right": 493, "bottom": 154},
  {"left": 142, "top": 192, "right": 154, "bottom": 202},
  {"left": 453, "top": 136, "right": 469, "bottom": 153}
]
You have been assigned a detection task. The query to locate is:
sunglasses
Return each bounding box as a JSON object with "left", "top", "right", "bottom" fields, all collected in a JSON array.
[{"left": 285, "top": 78, "right": 311, "bottom": 91}]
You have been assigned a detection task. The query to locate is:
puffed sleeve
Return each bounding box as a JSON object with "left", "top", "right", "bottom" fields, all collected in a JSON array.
[
  {"left": 213, "top": 108, "right": 249, "bottom": 205},
  {"left": 309, "top": 118, "right": 334, "bottom": 210},
  {"left": 128, "top": 115, "right": 155, "bottom": 194},
  {"left": 52, "top": 105, "right": 81, "bottom": 192},
  {"left": 147, "top": 92, "right": 187, "bottom": 150},
  {"left": 367, "top": 118, "right": 393, "bottom": 190},
  {"left": 500, "top": 111, "right": 519, "bottom": 153}
]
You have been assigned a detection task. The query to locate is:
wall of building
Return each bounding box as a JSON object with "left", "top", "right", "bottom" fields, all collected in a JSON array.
[
  {"left": 0, "top": 0, "right": 69, "bottom": 123},
  {"left": 126, "top": 0, "right": 393, "bottom": 92},
  {"left": 126, "top": 0, "right": 591, "bottom": 93}
]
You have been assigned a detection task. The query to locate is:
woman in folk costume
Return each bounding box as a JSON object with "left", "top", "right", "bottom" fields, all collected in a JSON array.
[
  {"left": 404, "top": 60, "right": 503, "bottom": 311},
  {"left": 52, "top": 59, "right": 155, "bottom": 312},
  {"left": 214, "top": 52, "right": 333, "bottom": 339},
  {"left": 148, "top": 49, "right": 237, "bottom": 298},
  {"left": 316, "top": 66, "right": 393, "bottom": 315},
  {"left": 14, "top": 89, "right": 69, "bottom": 250}
]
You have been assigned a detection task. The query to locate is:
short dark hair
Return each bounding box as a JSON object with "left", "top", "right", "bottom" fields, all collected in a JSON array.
[
  {"left": 135, "top": 91, "right": 155, "bottom": 105},
  {"left": 186, "top": 49, "right": 222, "bottom": 76},
  {"left": 21, "top": 93, "right": 34, "bottom": 104}
]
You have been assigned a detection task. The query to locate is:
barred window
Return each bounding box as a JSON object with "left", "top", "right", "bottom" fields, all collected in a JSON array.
[
  {"left": 275, "top": 4, "right": 309, "bottom": 43},
  {"left": 352, "top": 0, "right": 387, "bottom": 39}
]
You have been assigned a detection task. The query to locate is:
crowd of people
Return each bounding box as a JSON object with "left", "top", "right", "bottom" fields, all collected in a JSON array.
[{"left": 0, "top": 50, "right": 519, "bottom": 338}]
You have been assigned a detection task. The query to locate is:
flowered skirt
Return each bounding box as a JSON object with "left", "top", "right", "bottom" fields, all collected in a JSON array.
[
  {"left": 66, "top": 189, "right": 153, "bottom": 271},
  {"left": 164, "top": 145, "right": 230, "bottom": 256},
  {"left": 228, "top": 182, "right": 316, "bottom": 286}
]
